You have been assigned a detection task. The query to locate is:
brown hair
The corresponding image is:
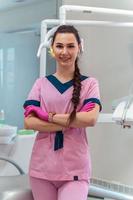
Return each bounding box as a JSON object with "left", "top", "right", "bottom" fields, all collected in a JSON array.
[{"left": 52, "top": 25, "right": 82, "bottom": 124}]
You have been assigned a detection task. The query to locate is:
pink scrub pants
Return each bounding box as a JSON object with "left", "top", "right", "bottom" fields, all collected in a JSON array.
[{"left": 30, "top": 176, "right": 89, "bottom": 200}]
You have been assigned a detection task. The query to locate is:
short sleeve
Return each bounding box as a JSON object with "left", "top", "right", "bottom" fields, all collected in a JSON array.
[
  {"left": 23, "top": 78, "right": 41, "bottom": 108},
  {"left": 83, "top": 78, "right": 102, "bottom": 111}
]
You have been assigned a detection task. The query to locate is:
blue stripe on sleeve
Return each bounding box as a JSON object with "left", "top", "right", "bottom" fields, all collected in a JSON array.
[
  {"left": 23, "top": 100, "right": 40, "bottom": 108},
  {"left": 83, "top": 98, "right": 102, "bottom": 112}
]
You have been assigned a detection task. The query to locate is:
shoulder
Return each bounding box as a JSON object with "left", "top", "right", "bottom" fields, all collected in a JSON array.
[
  {"left": 81, "top": 75, "right": 99, "bottom": 85},
  {"left": 33, "top": 76, "right": 48, "bottom": 85},
  {"left": 29, "top": 77, "right": 48, "bottom": 91}
]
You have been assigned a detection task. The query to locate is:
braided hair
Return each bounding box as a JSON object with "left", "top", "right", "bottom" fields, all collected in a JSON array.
[{"left": 52, "top": 25, "right": 82, "bottom": 124}]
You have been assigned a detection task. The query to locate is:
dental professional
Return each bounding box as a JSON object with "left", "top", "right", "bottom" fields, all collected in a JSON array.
[{"left": 23, "top": 25, "right": 102, "bottom": 200}]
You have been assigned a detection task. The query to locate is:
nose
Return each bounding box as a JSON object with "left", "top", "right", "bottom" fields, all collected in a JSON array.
[{"left": 61, "top": 47, "right": 68, "bottom": 54}]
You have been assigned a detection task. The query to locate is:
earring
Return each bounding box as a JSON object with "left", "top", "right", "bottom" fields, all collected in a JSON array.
[
  {"left": 48, "top": 47, "right": 55, "bottom": 57},
  {"left": 80, "top": 38, "right": 84, "bottom": 52}
]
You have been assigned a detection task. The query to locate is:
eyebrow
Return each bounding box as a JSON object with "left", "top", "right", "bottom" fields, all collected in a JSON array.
[{"left": 55, "top": 42, "right": 75, "bottom": 45}]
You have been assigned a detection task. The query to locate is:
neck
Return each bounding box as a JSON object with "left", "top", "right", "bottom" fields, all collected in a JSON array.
[{"left": 55, "top": 66, "right": 75, "bottom": 80}]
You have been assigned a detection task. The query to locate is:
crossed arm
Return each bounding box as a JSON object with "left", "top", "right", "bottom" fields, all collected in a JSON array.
[{"left": 24, "top": 104, "right": 100, "bottom": 132}]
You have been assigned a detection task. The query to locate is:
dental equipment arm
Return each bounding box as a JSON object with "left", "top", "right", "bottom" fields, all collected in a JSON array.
[
  {"left": 112, "top": 97, "right": 133, "bottom": 128},
  {"left": 37, "top": 26, "right": 58, "bottom": 57}
]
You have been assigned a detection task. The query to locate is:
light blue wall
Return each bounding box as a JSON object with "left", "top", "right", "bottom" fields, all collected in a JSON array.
[{"left": 0, "top": 32, "right": 40, "bottom": 128}]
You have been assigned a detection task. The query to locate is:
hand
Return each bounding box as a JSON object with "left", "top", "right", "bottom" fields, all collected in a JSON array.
[
  {"left": 80, "top": 102, "right": 95, "bottom": 112},
  {"left": 24, "top": 105, "right": 49, "bottom": 121}
]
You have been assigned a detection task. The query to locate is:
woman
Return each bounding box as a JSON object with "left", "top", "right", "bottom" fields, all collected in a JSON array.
[{"left": 24, "top": 25, "right": 102, "bottom": 200}]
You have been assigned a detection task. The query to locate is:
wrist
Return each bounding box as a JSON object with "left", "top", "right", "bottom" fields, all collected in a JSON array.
[{"left": 48, "top": 112, "right": 56, "bottom": 123}]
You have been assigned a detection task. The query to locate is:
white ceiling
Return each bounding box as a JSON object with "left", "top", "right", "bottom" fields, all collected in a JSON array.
[{"left": 0, "top": 0, "right": 40, "bottom": 11}]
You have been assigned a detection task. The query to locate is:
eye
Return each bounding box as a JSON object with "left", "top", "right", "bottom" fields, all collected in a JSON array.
[
  {"left": 56, "top": 45, "right": 63, "bottom": 49},
  {"left": 68, "top": 45, "right": 75, "bottom": 48}
]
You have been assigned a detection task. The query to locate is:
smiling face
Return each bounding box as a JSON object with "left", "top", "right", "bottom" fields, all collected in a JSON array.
[{"left": 52, "top": 33, "right": 80, "bottom": 69}]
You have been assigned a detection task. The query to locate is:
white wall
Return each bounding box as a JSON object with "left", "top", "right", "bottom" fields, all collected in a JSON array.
[
  {"left": 62, "top": 0, "right": 133, "bottom": 186},
  {"left": 0, "top": 0, "right": 58, "bottom": 32}
]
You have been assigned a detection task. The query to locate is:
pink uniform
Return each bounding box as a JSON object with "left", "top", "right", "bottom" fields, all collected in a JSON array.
[{"left": 24, "top": 75, "right": 101, "bottom": 182}]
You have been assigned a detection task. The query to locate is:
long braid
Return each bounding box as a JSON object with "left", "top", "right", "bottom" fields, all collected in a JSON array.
[
  {"left": 69, "top": 58, "right": 81, "bottom": 124},
  {"left": 51, "top": 25, "right": 82, "bottom": 124}
]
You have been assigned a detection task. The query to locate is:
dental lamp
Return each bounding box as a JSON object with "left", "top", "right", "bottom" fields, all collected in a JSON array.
[{"left": 112, "top": 83, "right": 133, "bottom": 128}]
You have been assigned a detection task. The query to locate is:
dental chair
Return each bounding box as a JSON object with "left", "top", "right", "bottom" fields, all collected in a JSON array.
[{"left": 0, "top": 157, "right": 33, "bottom": 200}]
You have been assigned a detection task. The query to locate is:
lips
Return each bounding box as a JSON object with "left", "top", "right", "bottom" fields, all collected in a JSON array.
[{"left": 59, "top": 57, "right": 71, "bottom": 62}]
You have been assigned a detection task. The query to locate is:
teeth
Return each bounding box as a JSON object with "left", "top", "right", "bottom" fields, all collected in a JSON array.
[{"left": 61, "top": 58, "right": 70, "bottom": 61}]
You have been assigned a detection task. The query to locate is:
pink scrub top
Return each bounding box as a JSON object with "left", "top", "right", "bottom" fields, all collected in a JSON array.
[{"left": 24, "top": 75, "right": 102, "bottom": 181}]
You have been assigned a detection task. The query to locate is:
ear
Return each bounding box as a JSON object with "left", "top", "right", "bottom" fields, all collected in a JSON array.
[{"left": 49, "top": 47, "right": 55, "bottom": 57}]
